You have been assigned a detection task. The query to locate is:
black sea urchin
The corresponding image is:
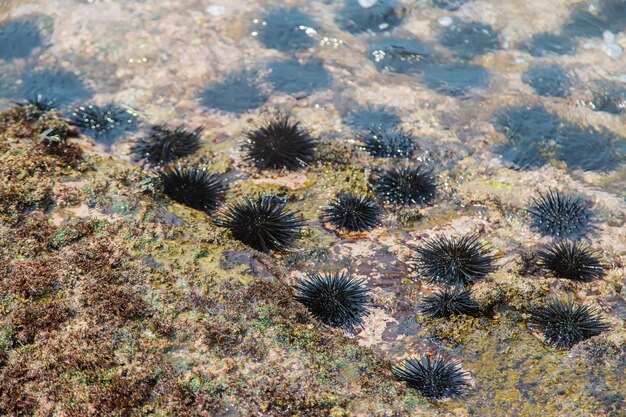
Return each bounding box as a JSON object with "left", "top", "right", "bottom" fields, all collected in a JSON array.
[
  {"left": 321, "top": 193, "right": 382, "bottom": 232},
  {"left": 527, "top": 189, "right": 590, "bottom": 238},
  {"left": 418, "top": 286, "right": 479, "bottom": 318},
  {"left": 393, "top": 355, "right": 469, "bottom": 399},
  {"left": 335, "top": 0, "right": 405, "bottom": 34},
  {"left": 20, "top": 94, "right": 56, "bottom": 111},
  {"left": 243, "top": 117, "right": 317, "bottom": 171},
  {"left": 294, "top": 271, "right": 371, "bottom": 331},
  {"left": 68, "top": 103, "right": 138, "bottom": 145},
  {"left": 411, "top": 235, "right": 496, "bottom": 286},
  {"left": 529, "top": 298, "right": 609, "bottom": 349},
  {"left": 361, "top": 127, "right": 416, "bottom": 158},
  {"left": 372, "top": 166, "right": 436, "bottom": 206},
  {"left": 538, "top": 240, "right": 604, "bottom": 282},
  {"left": 158, "top": 165, "right": 226, "bottom": 214},
  {"left": 216, "top": 195, "right": 303, "bottom": 252},
  {"left": 131, "top": 125, "right": 202, "bottom": 168}
]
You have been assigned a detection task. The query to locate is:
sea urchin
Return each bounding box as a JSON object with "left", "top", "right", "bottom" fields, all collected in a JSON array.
[
  {"left": 527, "top": 189, "right": 590, "bottom": 238},
  {"left": 294, "top": 271, "right": 371, "bottom": 332},
  {"left": 216, "top": 195, "right": 303, "bottom": 252},
  {"left": 158, "top": 165, "right": 226, "bottom": 214},
  {"left": 321, "top": 193, "right": 382, "bottom": 232},
  {"left": 529, "top": 298, "right": 609, "bottom": 349},
  {"left": 411, "top": 235, "right": 496, "bottom": 286},
  {"left": 418, "top": 286, "right": 479, "bottom": 318},
  {"left": 361, "top": 126, "right": 416, "bottom": 158},
  {"left": 538, "top": 240, "right": 604, "bottom": 282},
  {"left": 243, "top": 117, "right": 316, "bottom": 171},
  {"left": 131, "top": 125, "right": 202, "bottom": 168},
  {"left": 393, "top": 354, "right": 469, "bottom": 399},
  {"left": 372, "top": 166, "right": 436, "bottom": 206},
  {"left": 68, "top": 103, "right": 138, "bottom": 144},
  {"left": 20, "top": 94, "right": 57, "bottom": 111}
]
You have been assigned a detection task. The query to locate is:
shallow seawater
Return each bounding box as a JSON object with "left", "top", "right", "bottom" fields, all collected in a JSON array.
[{"left": 1, "top": 0, "right": 625, "bottom": 415}]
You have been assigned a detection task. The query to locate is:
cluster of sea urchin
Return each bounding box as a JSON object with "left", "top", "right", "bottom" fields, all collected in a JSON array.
[
  {"left": 393, "top": 355, "right": 469, "bottom": 399},
  {"left": 158, "top": 165, "right": 226, "bottom": 214},
  {"left": 243, "top": 116, "right": 317, "bottom": 171},
  {"left": 361, "top": 126, "right": 416, "bottom": 158},
  {"left": 294, "top": 271, "right": 371, "bottom": 332},
  {"left": 372, "top": 166, "right": 437, "bottom": 206},
  {"left": 321, "top": 193, "right": 382, "bottom": 232},
  {"left": 418, "top": 286, "right": 479, "bottom": 318},
  {"left": 529, "top": 298, "right": 609, "bottom": 349},
  {"left": 411, "top": 235, "right": 496, "bottom": 286},
  {"left": 538, "top": 240, "right": 604, "bottom": 282},
  {"left": 131, "top": 125, "right": 202, "bottom": 168},
  {"left": 216, "top": 194, "right": 303, "bottom": 253},
  {"left": 527, "top": 189, "right": 590, "bottom": 238}
]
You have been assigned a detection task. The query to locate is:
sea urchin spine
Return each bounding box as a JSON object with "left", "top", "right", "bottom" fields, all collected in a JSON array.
[
  {"left": 131, "top": 125, "right": 202, "bottom": 168},
  {"left": 527, "top": 189, "right": 590, "bottom": 238},
  {"left": 372, "top": 166, "right": 437, "bottom": 206},
  {"left": 529, "top": 298, "right": 609, "bottom": 349},
  {"left": 158, "top": 165, "right": 227, "bottom": 214},
  {"left": 393, "top": 354, "right": 469, "bottom": 399},
  {"left": 418, "top": 286, "right": 479, "bottom": 318},
  {"left": 216, "top": 194, "right": 303, "bottom": 252},
  {"left": 294, "top": 271, "right": 371, "bottom": 332},
  {"left": 538, "top": 240, "right": 604, "bottom": 282},
  {"left": 321, "top": 193, "right": 383, "bottom": 232},
  {"left": 411, "top": 235, "right": 496, "bottom": 286},
  {"left": 243, "top": 116, "right": 317, "bottom": 171}
]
